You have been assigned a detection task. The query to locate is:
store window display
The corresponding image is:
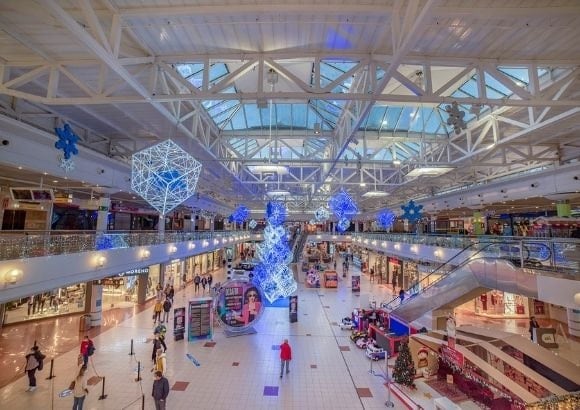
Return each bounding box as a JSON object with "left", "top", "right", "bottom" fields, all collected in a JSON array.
[
  {"left": 3, "top": 284, "right": 86, "bottom": 325},
  {"left": 474, "top": 290, "right": 528, "bottom": 318}
]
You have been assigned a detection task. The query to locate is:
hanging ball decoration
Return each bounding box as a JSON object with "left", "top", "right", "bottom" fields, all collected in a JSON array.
[
  {"left": 314, "top": 206, "right": 330, "bottom": 222},
  {"left": 377, "top": 209, "right": 396, "bottom": 228},
  {"left": 131, "top": 140, "right": 202, "bottom": 215},
  {"left": 329, "top": 190, "right": 358, "bottom": 219},
  {"left": 230, "top": 205, "right": 250, "bottom": 224},
  {"left": 337, "top": 217, "right": 351, "bottom": 232}
]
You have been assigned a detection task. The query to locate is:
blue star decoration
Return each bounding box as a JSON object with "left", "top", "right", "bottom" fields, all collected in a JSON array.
[
  {"left": 401, "top": 200, "right": 424, "bottom": 223},
  {"left": 54, "top": 123, "right": 79, "bottom": 159}
]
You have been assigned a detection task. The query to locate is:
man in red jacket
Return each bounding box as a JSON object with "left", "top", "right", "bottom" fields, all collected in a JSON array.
[{"left": 280, "top": 339, "right": 292, "bottom": 378}]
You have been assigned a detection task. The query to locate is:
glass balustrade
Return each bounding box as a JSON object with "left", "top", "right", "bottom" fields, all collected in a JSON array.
[{"left": 0, "top": 230, "right": 255, "bottom": 261}]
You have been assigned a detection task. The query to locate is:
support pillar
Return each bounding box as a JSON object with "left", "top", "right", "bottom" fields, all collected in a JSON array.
[
  {"left": 89, "top": 281, "right": 103, "bottom": 327},
  {"left": 431, "top": 308, "right": 455, "bottom": 331},
  {"left": 473, "top": 211, "right": 484, "bottom": 235},
  {"left": 137, "top": 274, "right": 148, "bottom": 305},
  {"left": 157, "top": 213, "right": 165, "bottom": 239},
  {"left": 557, "top": 201, "right": 571, "bottom": 217},
  {"left": 567, "top": 308, "right": 580, "bottom": 337},
  {"left": 96, "top": 197, "right": 110, "bottom": 233}
]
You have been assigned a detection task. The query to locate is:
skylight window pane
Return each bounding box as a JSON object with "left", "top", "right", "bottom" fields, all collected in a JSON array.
[
  {"left": 276, "top": 104, "right": 292, "bottom": 128},
  {"left": 384, "top": 107, "right": 402, "bottom": 131},
  {"left": 395, "top": 107, "right": 414, "bottom": 131},
  {"left": 292, "top": 104, "right": 308, "bottom": 128},
  {"left": 365, "top": 107, "right": 386, "bottom": 130},
  {"left": 425, "top": 110, "right": 444, "bottom": 134},
  {"left": 498, "top": 67, "right": 529, "bottom": 85},
  {"left": 484, "top": 72, "right": 511, "bottom": 96},
  {"left": 230, "top": 109, "right": 247, "bottom": 129},
  {"left": 208, "top": 63, "right": 229, "bottom": 83},
  {"left": 244, "top": 104, "right": 261, "bottom": 129},
  {"left": 459, "top": 79, "right": 479, "bottom": 97}
]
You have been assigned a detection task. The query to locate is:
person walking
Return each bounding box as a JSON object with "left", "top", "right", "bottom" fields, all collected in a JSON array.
[
  {"left": 194, "top": 274, "right": 201, "bottom": 293},
  {"left": 399, "top": 288, "right": 405, "bottom": 304},
  {"left": 168, "top": 285, "right": 175, "bottom": 303},
  {"left": 162, "top": 298, "right": 172, "bottom": 324},
  {"left": 279, "top": 339, "right": 292, "bottom": 378},
  {"left": 71, "top": 366, "right": 89, "bottom": 410},
  {"left": 24, "top": 345, "right": 44, "bottom": 392},
  {"left": 153, "top": 300, "right": 163, "bottom": 324},
  {"left": 529, "top": 316, "right": 540, "bottom": 341},
  {"left": 182, "top": 273, "right": 187, "bottom": 289},
  {"left": 152, "top": 370, "right": 170, "bottom": 410},
  {"left": 207, "top": 273, "right": 213, "bottom": 289},
  {"left": 201, "top": 276, "right": 208, "bottom": 294},
  {"left": 369, "top": 268, "right": 375, "bottom": 283},
  {"left": 391, "top": 274, "right": 397, "bottom": 291},
  {"left": 79, "top": 335, "right": 94, "bottom": 367}
]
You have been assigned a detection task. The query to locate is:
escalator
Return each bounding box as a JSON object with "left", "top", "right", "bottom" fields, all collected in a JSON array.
[
  {"left": 383, "top": 241, "right": 578, "bottom": 324},
  {"left": 292, "top": 231, "right": 308, "bottom": 263}
]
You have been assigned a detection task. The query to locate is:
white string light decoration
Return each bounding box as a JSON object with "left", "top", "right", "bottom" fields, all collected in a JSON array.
[{"left": 131, "top": 140, "right": 202, "bottom": 215}]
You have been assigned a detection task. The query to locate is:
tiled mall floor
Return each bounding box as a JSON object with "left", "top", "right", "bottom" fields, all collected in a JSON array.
[{"left": 0, "top": 257, "right": 403, "bottom": 410}]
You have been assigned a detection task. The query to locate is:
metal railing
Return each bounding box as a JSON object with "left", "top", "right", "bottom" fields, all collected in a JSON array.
[
  {"left": 350, "top": 233, "right": 579, "bottom": 273},
  {"left": 0, "top": 230, "right": 253, "bottom": 261}
]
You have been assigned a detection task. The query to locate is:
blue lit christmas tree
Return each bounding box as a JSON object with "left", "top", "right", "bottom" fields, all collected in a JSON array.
[{"left": 252, "top": 202, "right": 297, "bottom": 303}]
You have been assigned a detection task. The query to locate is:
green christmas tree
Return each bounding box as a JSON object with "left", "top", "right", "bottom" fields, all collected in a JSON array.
[{"left": 392, "top": 341, "right": 415, "bottom": 388}]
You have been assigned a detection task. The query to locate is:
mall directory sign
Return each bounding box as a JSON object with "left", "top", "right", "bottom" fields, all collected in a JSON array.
[{"left": 215, "top": 279, "right": 264, "bottom": 332}]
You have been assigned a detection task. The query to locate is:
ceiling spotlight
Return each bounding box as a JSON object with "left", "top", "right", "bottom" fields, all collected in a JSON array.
[
  {"left": 393, "top": 159, "right": 401, "bottom": 165},
  {"left": 314, "top": 122, "right": 321, "bottom": 135}
]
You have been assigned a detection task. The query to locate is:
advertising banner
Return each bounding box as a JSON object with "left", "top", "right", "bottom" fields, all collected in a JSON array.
[
  {"left": 173, "top": 307, "right": 185, "bottom": 341},
  {"left": 351, "top": 274, "right": 360, "bottom": 292},
  {"left": 215, "top": 280, "right": 264, "bottom": 331},
  {"left": 289, "top": 295, "right": 298, "bottom": 323}
]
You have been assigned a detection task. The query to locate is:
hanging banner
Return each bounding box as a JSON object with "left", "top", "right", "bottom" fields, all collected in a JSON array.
[{"left": 173, "top": 307, "right": 185, "bottom": 341}]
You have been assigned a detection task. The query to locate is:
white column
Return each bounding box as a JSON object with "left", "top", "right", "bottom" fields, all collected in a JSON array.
[
  {"left": 96, "top": 197, "right": 110, "bottom": 233},
  {"left": 90, "top": 282, "right": 103, "bottom": 327},
  {"left": 567, "top": 308, "right": 580, "bottom": 337},
  {"left": 158, "top": 213, "right": 165, "bottom": 238}
]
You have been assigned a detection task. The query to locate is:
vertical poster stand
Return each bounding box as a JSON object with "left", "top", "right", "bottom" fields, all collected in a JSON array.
[
  {"left": 173, "top": 307, "right": 185, "bottom": 341},
  {"left": 289, "top": 295, "right": 298, "bottom": 323},
  {"left": 351, "top": 274, "right": 360, "bottom": 292},
  {"left": 188, "top": 297, "right": 213, "bottom": 342}
]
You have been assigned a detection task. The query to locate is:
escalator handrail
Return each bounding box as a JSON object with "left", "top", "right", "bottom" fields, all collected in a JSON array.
[{"left": 381, "top": 241, "right": 498, "bottom": 310}]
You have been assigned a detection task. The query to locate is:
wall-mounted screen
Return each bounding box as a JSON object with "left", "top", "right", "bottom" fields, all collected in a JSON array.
[{"left": 10, "top": 188, "right": 54, "bottom": 201}]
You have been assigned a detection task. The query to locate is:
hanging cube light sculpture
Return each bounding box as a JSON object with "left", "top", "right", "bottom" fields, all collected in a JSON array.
[{"left": 131, "top": 140, "right": 202, "bottom": 215}]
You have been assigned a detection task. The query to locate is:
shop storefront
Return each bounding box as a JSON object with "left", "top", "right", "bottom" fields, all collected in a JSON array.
[
  {"left": 101, "top": 265, "right": 161, "bottom": 310},
  {"left": 472, "top": 290, "right": 529, "bottom": 318},
  {"left": 387, "top": 257, "right": 402, "bottom": 289},
  {"left": 403, "top": 261, "right": 419, "bottom": 291},
  {"left": 164, "top": 258, "right": 184, "bottom": 289},
  {"left": 2, "top": 283, "right": 87, "bottom": 325}
]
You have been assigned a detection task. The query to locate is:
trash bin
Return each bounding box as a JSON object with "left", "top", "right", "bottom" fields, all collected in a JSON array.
[{"left": 79, "top": 314, "right": 92, "bottom": 332}]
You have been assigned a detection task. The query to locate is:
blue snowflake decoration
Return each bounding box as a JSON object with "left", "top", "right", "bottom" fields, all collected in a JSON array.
[
  {"left": 266, "top": 201, "right": 286, "bottom": 226},
  {"left": 248, "top": 219, "right": 257, "bottom": 229},
  {"left": 328, "top": 190, "right": 358, "bottom": 219},
  {"left": 54, "top": 123, "right": 79, "bottom": 159},
  {"left": 336, "top": 217, "right": 351, "bottom": 232},
  {"left": 314, "top": 206, "right": 330, "bottom": 222},
  {"left": 229, "top": 205, "right": 250, "bottom": 224},
  {"left": 377, "top": 209, "right": 396, "bottom": 229},
  {"left": 401, "top": 200, "right": 424, "bottom": 223}
]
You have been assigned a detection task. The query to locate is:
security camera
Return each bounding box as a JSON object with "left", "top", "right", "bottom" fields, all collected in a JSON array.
[
  {"left": 1, "top": 140, "right": 8, "bottom": 146},
  {"left": 530, "top": 183, "right": 538, "bottom": 188},
  {"left": 500, "top": 189, "right": 506, "bottom": 193},
  {"left": 574, "top": 176, "right": 579, "bottom": 180}
]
